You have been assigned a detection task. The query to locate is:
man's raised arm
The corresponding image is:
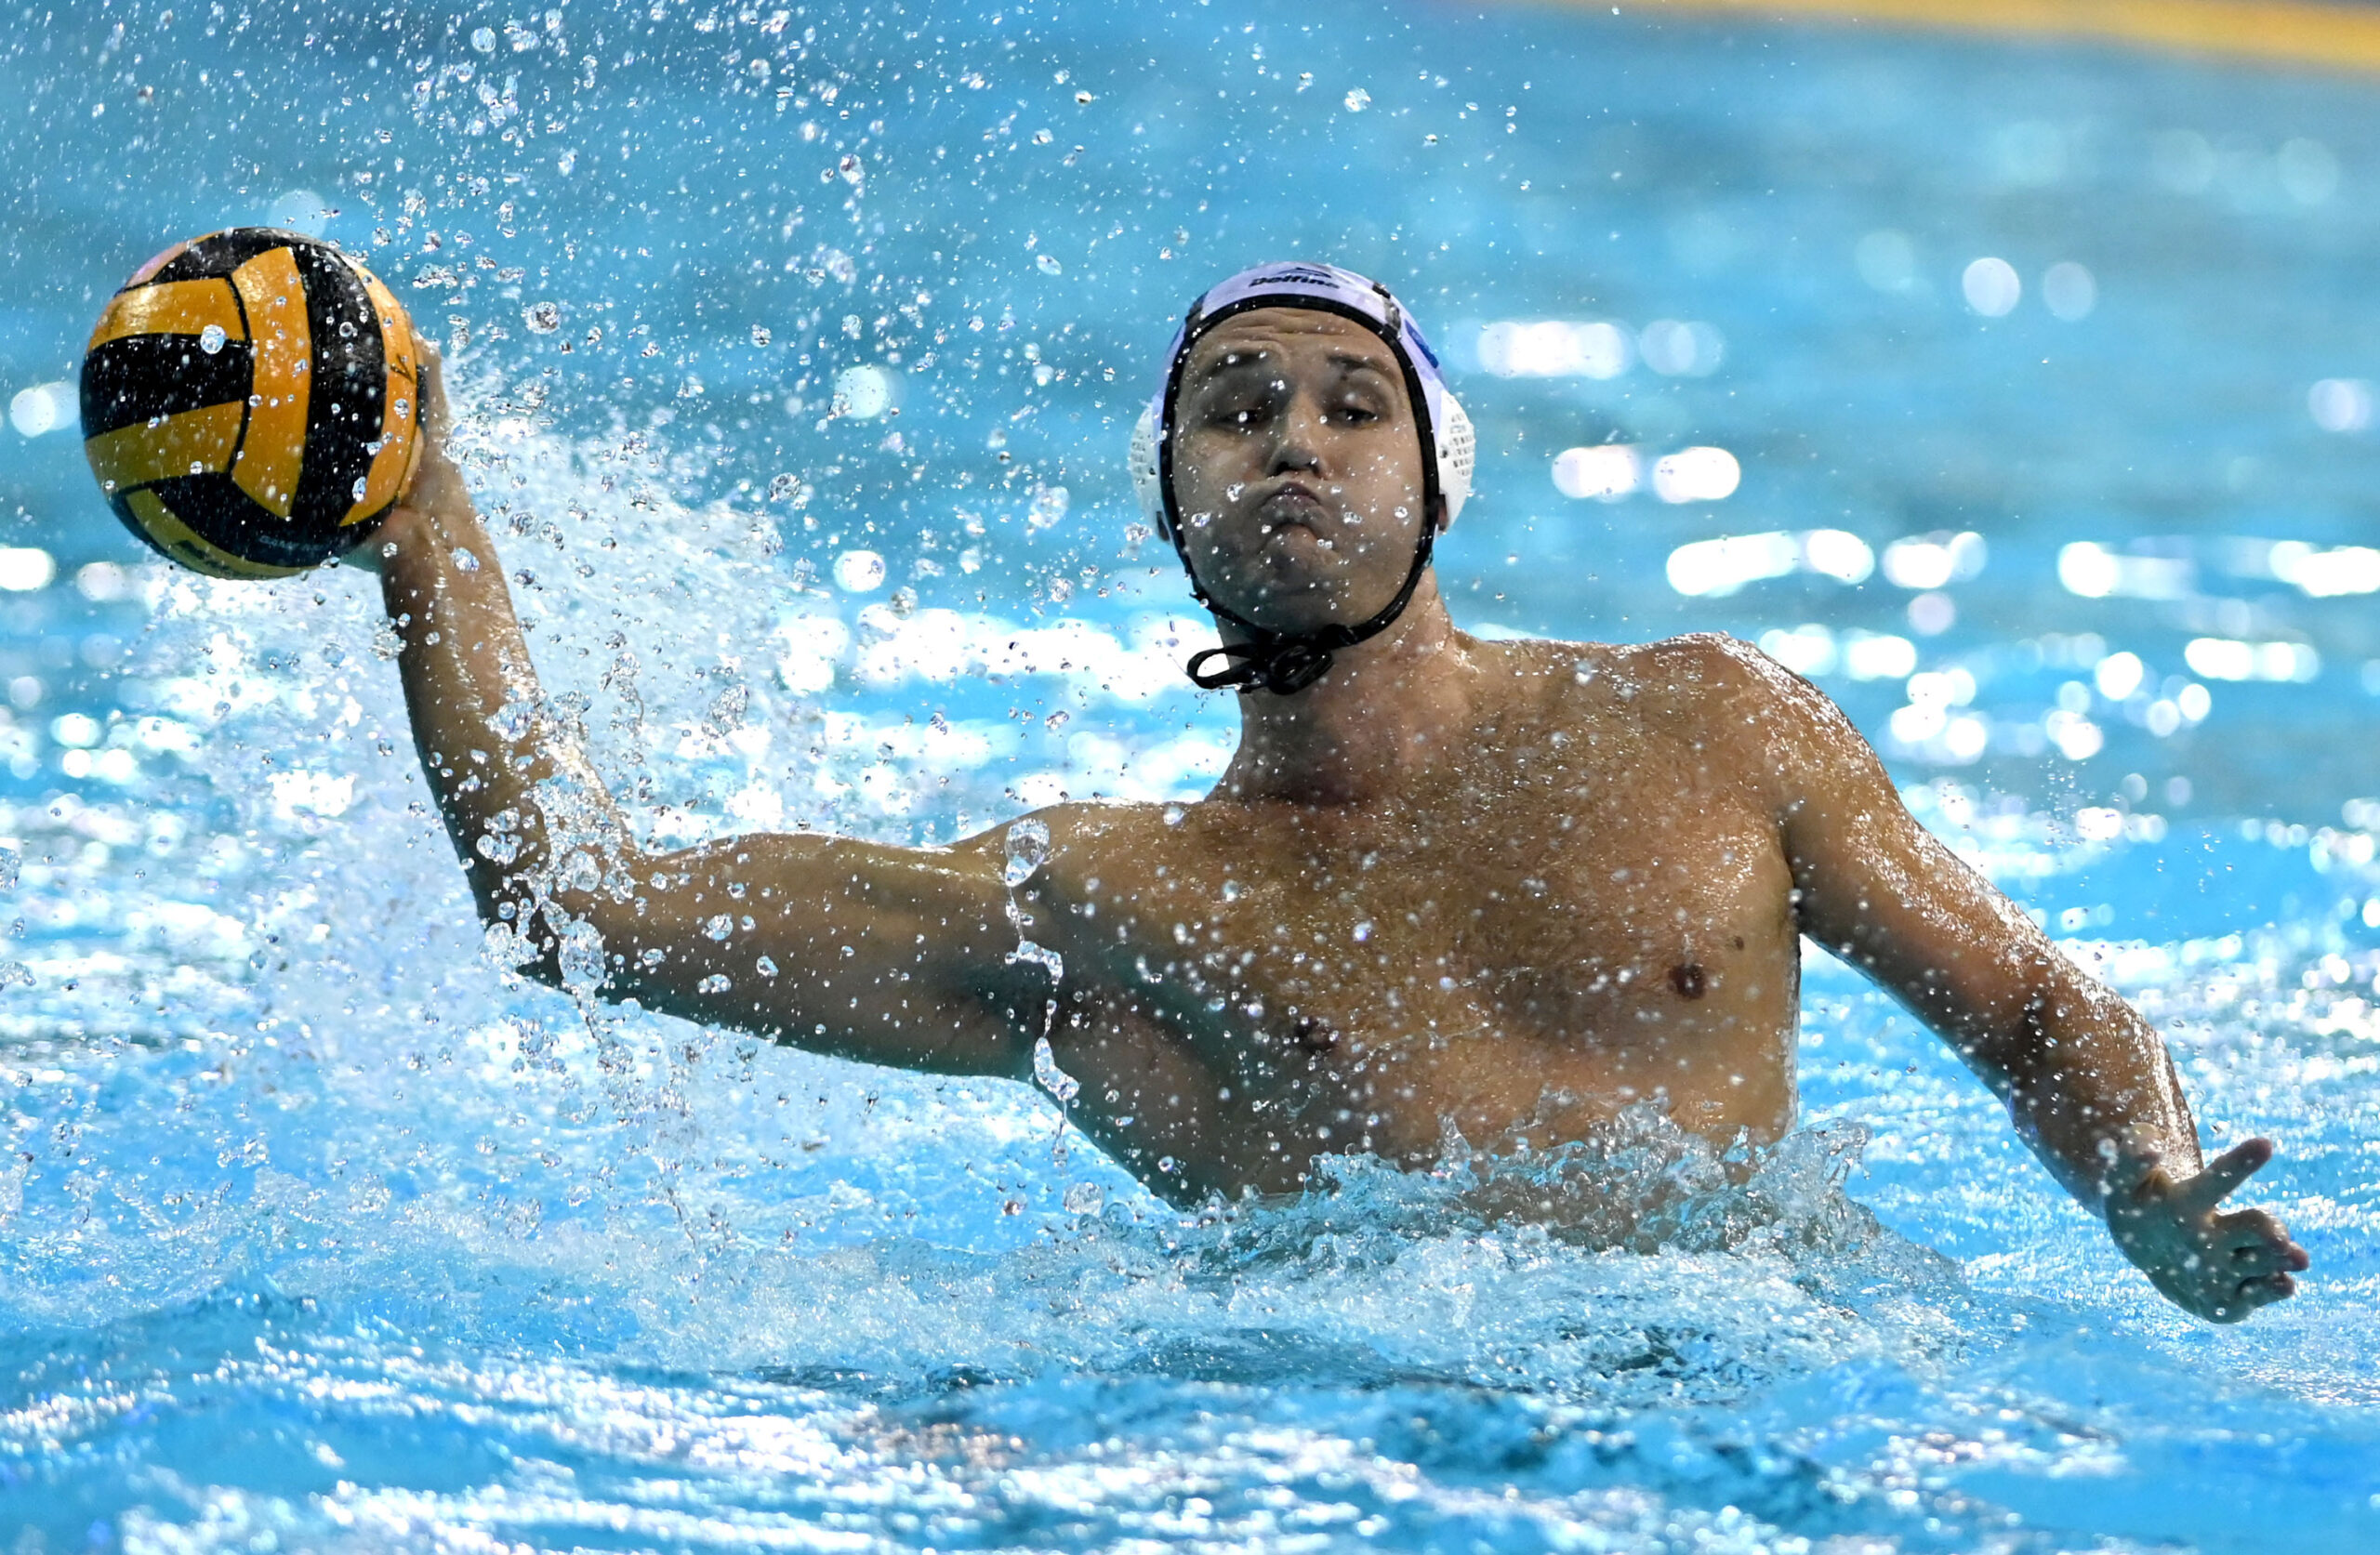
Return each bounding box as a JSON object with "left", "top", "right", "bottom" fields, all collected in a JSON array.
[
  {"left": 352, "top": 346, "right": 1038, "bottom": 1079},
  {"left": 1715, "top": 640, "right": 2307, "bottom": 1321}
]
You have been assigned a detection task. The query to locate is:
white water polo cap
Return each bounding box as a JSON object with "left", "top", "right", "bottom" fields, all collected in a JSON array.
[{"left": 1128, "top": 261, "right": 1477, "bottom": 695}]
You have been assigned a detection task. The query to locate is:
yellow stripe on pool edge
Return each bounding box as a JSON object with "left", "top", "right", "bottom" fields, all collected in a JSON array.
[
  {"left": 228, "top": 245, "right": 311, "bottom": 520},
  {"left": 84, "top": 402, "right": 245, "bottom": 494},
  {"left": 122, "top": 490, "right": 308, "bottom": 581},
  {"left": 86, "top": 278, "right": 247, "bottom": 353},
  {"left": 1611, "top": 0, "right": 2380, "bottom": 73}
]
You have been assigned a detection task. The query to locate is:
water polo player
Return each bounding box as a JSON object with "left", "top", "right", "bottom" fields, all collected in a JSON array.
[{"left": 358, "top": 261, "right": 2307, "bottom": 1324}]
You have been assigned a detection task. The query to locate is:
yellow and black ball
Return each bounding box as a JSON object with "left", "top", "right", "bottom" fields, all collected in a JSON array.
[{"left": 79, "top": 227, "right": 424, "bottom": 579}]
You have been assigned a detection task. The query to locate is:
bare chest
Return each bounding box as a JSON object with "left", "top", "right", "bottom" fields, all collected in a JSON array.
[
  {"left": 1032, "top": 730, "right": 1802, "bottom": 1191},
  {"left": 1106, "top": 767, "right": 1791, "bottom": 1035}
]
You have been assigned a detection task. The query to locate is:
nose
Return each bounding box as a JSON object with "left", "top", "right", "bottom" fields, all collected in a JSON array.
[{"left": 1265, "top": 390, "right": 1328, "bottom": 480}]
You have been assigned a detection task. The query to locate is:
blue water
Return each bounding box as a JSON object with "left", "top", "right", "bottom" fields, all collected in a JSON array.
[{"left": 4, "top": 2, "right": 2379, "bottom": 1549}]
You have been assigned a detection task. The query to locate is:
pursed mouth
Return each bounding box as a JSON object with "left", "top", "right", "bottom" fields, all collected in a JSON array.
[{"left": 1253, "top": 481, "right": 1332, "bottom": 533}]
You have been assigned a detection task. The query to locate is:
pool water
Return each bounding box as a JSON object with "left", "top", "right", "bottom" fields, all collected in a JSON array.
[{"left": 4, "top": 1, "right": 2379, "bottom": 1549}]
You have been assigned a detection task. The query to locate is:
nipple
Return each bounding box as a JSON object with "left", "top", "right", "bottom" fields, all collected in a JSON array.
[
  {"left": 1292, "top": 1013, "right": 1339, "bottom": 1052},
  {"left": 1670, "top": 963, "right": 1708, "bottom": 1000}
]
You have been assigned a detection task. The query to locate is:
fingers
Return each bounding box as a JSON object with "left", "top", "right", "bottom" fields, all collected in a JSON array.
[
  {"left": 2212, "top": 1272, "right": 2296, "bottom": 1322},
  {"left": 395, "top": 323, "right": 461, "bottom": 518},
  {"left": 2199, "top": 1203, "right": 2308, "bottom": 1321},
  {"left": 410, "top": 326, "right": 454, "bottom": 442},
  {"left": 2181, "top": 1137, "right": 2274, "bottom": 1213},
  {"left": 2219, "top": 1209, "right": 2311, "bottom": 1273},
  {"left": 2226, "top": 1239, "right": 2296, "bottom": 1279}
]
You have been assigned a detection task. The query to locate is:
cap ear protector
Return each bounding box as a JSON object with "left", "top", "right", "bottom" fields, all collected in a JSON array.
[{"left": 1129, "top": 262, "right": 1475, "bottom": 696}]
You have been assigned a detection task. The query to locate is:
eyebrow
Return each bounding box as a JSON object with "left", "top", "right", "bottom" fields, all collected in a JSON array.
[{"left": 1188, "top": 349, "right": 1397, "bottom": 384}]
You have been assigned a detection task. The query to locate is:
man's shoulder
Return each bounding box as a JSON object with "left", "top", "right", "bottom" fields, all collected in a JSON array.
[
  {"left": 1525, "top": 630, "right": 1810, "bottom": 716},
  {"left": 951, "top": 797, "right": 1178, "bottom": 869},
  {"left": 1525, "top": 630, "right": 1856, "bottom": 765}
]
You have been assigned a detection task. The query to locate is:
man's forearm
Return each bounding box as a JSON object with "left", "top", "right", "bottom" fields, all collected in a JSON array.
[
  {"left": 375, "top": 474, "right": 633, "bottom": 940},
  {"left": 1987, "top": 970, "right": 2202, "bottom": 1206}
]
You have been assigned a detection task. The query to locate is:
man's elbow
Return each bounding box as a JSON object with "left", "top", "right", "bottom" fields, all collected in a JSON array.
[{"left": 472, "top": 877, "right": 644, "bottom": 1000}]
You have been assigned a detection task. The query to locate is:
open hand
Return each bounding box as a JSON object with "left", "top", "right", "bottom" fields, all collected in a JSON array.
[{"left": 2105, "top": 1137, "right": 2308, "bottom": 1323}]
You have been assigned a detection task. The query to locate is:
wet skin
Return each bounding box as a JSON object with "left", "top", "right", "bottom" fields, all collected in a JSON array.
[
  {"left": 994, "top": 642, "right": 1806, "bottom": 1196},
  {"left": 358, "top": 314, "right": 2308, "bottom": 1324}
]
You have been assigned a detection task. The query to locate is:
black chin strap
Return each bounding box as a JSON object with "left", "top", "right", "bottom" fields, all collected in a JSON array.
[{"left": 1186, "top": 638, "right": 1340, "bottom": 697}]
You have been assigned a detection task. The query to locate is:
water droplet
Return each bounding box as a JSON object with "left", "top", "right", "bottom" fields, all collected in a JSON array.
[
  {"left": 351, "top": 477, "right": 370, "bottom": 501},
  {"left": 832, "top": 549, "right": 885, "bottom": 592},
  {"left": 470, "top": 24, "right": 496, "bottom": 51},
  {"left": 1033, "top": 1034, "right": 1081, "bottom": 1103},
  {"left": 1009, "top": 940, "right": 1064, "bottom": 981},
  {"left": 1062, "top": 1181, "right": 1104, "bottom": 1215},
  {"left": 1344, "top": 87, "right": 1371, "bottom": 112},
  {"left": 523, "top": 301, "right": 560, "bottom": 334},
  {"left": 835, "top": 363, "right": 897, "bottom": 419},
  {"left": 198, "top": 323, "right": 227, "bottom": 355},
  {"left": 1026, "top": 484, "right": 1069, "bottom": 529},
  {"left": 1004, "top": 817, "right": 1051, "bottom": 888},
  {"left": 1353, "top": 920, "right": 1373, "bottom": 942},
  {"left": 554, "top": 916, "right": 605, "bottom": 992},
  {"left": 838, "top": 153, "right": 864, "bottom": 186},
  {"left": 1036, "top": 253, "right": 1063, "bottom": 275}
]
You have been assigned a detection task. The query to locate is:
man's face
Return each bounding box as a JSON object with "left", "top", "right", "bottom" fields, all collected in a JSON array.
[{"left": 1170, "top": 308, "right": 1431, "bottom": 637}]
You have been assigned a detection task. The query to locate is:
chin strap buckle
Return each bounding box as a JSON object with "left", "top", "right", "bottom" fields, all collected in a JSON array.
[{"left": 1186, "top": 639, "right": 1336, "bottom": 696}]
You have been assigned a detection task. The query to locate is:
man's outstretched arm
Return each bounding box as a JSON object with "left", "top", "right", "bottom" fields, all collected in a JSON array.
[
  {"left": 1717, "top": 641, "right": 2307, "bottom": 1321},
  {"left": 352, "top": 346, "right": 1039, "bottom": 1078}
]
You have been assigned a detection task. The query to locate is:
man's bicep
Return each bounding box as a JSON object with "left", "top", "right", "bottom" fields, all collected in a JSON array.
[
  {"left": 1772, "top": 687, "right": 2051, "bottom": 1037},
  {"left": 593, "top": 833, "right": 1038, "bottom": 1077}
]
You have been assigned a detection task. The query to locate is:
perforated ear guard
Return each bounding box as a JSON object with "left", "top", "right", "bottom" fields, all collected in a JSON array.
[
  {"left": 1128, "top": 264, "right": 1474, "bottom": 544},
  {"left": 1129, "top": 404, "right": 1167, "bottom": 536}
]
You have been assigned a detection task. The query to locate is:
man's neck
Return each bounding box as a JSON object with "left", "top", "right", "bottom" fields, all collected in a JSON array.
[{"left": 1215, "top": 582, "right": 1476, "bottom": 807}]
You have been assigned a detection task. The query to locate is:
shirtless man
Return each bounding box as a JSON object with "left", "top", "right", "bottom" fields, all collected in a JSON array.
[{"left": 358, "top": 261, "right": 2307, "bottom": 1323}]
